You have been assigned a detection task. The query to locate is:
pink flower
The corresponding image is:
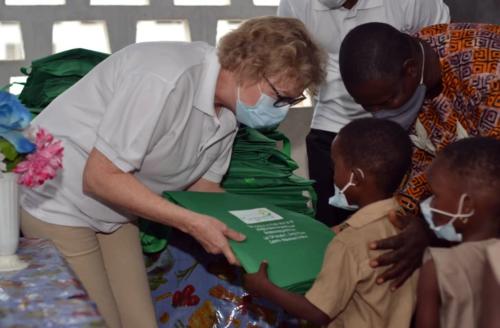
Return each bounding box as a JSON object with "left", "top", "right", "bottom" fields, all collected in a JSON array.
[{"left": 13, "top": 128, "right": 64, "bottom": 188}]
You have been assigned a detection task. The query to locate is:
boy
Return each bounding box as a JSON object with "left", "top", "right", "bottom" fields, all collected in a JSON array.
[
  {"left": 416, "top": 137, "right": 500, "bottom": 328},
  {"left": 244, "top": 118, "right": 417, "bottom": 327}
]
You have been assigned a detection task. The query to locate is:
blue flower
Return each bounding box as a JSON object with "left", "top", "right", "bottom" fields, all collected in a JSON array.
[{"left": 0, "top": 90, "right": 35, "bottom": 154}]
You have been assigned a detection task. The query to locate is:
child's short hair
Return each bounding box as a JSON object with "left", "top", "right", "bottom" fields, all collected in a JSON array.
[
  {"left": 435, "top": 137, "right": 500, "bottom": 200},
  {"left": 336, "top": 118, "right": 412, "bottom": 195}
]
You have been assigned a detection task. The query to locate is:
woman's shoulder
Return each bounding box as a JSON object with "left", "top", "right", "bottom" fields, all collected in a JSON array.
[{"left": 114, "top": 41, "right": 216, "bottom": 84}]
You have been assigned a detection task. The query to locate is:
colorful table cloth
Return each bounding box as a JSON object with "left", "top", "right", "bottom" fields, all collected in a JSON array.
[
  {"left": 0, "top": 238, "right": 105, "bottom": 328},
  {"left": 147, "top": 231, "right": 317, "bottom": 328}
]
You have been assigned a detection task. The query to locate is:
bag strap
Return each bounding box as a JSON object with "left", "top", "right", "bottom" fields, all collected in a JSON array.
[
  {"left": 20, "top": 66, "right": 31, "bottom": 75},
  {"left": 265, "top": 130, "right": 291, "bottom": 157}
]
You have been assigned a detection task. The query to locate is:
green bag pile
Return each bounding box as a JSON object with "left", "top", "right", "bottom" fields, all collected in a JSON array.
[
  {"left": 142, "top": 127, "right": 317, "bottom": 254},
  {"left": 165, "top": 191, "right": 334, "bottom": 293},
  {"left": 222, "top": 127, "right": 317, "bottom": 217},
  {"left": 18, "top": 48, "right": 109, "bottom": 114}
]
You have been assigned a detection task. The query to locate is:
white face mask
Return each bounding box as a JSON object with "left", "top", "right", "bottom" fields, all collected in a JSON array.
[
  {"left": 328, "top": 169, "right": 364, "bottom": 211},
  {"left": 420, "top": 194, "right": 474, "bottom": 242},
  {"left": 372, "top": 41, "right": 426, "bottom": 130},
  {"left": 318, "top": 0, "right": 347, "bottom": 9},
  {"left": 235, "top": 85, "right": 289, "bottom": 129}
]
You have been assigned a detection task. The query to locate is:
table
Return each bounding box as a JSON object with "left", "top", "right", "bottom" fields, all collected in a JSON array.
[
  {"left": 0, "top": 238, "right": 105, "bottom": 327},
  {"left": 147, "top": 231, "right": 308, "bottom": 328},
  {"left": 1, "top": 235, "right": 309, "bottom": 327}
]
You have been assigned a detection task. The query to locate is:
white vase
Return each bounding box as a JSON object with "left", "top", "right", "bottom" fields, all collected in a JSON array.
[{"left": 0, "top": 172, "right": 28, "bottom": 272}]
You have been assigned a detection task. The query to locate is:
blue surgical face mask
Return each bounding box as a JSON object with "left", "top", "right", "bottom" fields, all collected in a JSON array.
[
  {"left": 235, "top": 85, "right": 290, "bottom": 129},
  {"left": 328, "top": 169, "right": 364, "bottom": 211},
  {"left": 372, "top": 41, "right": 427, "bottom": 130},
  {"left": 420, "top": 194, "right": 474, "bottom": 242}
]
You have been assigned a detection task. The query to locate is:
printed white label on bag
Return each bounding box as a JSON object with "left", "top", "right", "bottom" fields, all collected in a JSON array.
[{"left": 229, "top": 208, "right": 283, "bottom": 224}]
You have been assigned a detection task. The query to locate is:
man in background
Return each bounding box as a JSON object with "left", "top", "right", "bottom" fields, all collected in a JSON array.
[{"left": 278, "top": 0, "right": 450, "bottom": 226}]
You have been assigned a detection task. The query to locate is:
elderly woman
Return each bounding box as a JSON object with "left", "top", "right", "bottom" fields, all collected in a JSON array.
[{"left": 19, "top": 16, "right": 326, "bottom": 328}]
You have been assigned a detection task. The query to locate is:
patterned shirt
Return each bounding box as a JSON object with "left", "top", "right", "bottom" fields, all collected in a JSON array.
[{"left": 399, "top": 23, "right": 500, "bottom": 213}]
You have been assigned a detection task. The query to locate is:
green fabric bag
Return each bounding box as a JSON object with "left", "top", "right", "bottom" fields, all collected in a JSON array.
[
  {"left": 222, "top": 127, "right": 316, "bottom": 217},
  {"left": 18, "top": 48, "right": 109, "bottom": 113},
  {"left": 164, "top": 191, "right": 334, "bottom": 294}
]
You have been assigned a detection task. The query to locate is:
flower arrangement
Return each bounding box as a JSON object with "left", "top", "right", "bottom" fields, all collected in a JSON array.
[{"left": 0, "top": 90, "right": 63, "bottom": 187}]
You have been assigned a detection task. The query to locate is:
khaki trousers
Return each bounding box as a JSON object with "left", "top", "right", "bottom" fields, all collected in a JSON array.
[{"left": 21, "top": 210, "right": 158, "bottom": 328}]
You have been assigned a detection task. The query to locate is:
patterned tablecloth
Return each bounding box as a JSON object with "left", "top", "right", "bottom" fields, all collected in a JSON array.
[
  {"left": 147, "top": 231, "right": 315, "bottom": 328},
  {"left": 0, "top": 238, "right": 105, "bottom": 328},
  {"left": 1, "top": 235, "right": 315, "bottom": 328}
]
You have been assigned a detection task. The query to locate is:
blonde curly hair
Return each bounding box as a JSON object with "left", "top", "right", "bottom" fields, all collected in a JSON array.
[{"left": 217, "top": 16, "right": 326, "bottom": 95}]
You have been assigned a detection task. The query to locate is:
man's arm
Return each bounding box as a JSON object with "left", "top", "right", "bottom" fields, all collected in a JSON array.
[
  {"left": 369, "top": 145, "right": 437, "bottom": 289},
  {"left": 244, "top": 262, "right": 330, "bottom": 326},
  {"left": 415, "top": 259, "right": 441, "bottom": 328},
  {"left": 277, "top": 0, "right": 297, "bottom": 18},
  {"left": 403, "top": 0, "right": 450, "bottom": 34},
  {"left": 369, "top": 211, "right": 433, "bottom": 289}
]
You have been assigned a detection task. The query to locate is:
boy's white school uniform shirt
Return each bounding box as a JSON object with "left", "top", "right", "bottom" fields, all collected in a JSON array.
[
  {"left": 20, "top": 41, "right": 237, "bottom": 233},
  {"left": 305, "top": 198, "right": 419, "bottom": 328},
  {"left": 278, "top": 0, "right": 450, "bottom": 133}
]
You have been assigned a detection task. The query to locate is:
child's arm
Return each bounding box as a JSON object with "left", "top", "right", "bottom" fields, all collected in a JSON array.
[
  {"left": 415, "top": 259, "right": 440, "bottom": 328},
  {"left": 244, "top": 261, "right": 331, "bottom": 326}
]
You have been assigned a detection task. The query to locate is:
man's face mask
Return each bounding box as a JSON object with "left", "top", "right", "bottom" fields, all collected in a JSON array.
[
  {"left": 372, "top": 41, "right": 426, "bottom": 130},
  {"left": 420, "top": 194, "right": 474, "bottom": 242},
  {"left": 318, "top": 0, "right": 347, "bottom": 9},
  {"left": 235, "top": 85, "right": 289, "bottom": 129},
  {"left": 328, "top": 169, "right": 364, "bottom": 211}
]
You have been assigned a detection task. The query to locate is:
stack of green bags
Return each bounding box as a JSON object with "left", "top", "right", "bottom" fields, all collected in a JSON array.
[
  {"left": 140, "top": 127, "right": 317, "bottom": 254},
  {"left": 222, "top": 127, "right": 317, "bottom": 217},
  {"left": 165, "top": 191, "right": 333, "bottom": 293},
  {"left": 18, "top": 48, "right": 109, "bottom": 114}
]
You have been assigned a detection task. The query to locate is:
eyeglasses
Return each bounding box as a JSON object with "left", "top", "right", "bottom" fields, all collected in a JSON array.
[{"left": 264, "top": 77, "right": 306, "bottom": 108}]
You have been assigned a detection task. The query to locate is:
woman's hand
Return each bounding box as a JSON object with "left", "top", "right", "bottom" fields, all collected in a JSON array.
[
  {"left": 188, "top": 213, "right": 246, "bottom": 266},
  {"left": 369, "top": 212, "right": 432, "bottom": 290}
]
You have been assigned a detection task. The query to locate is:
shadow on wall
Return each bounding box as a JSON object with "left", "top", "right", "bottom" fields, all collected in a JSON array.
[{"left": 445, "top": 0, "right": 500, "bottom": 24}]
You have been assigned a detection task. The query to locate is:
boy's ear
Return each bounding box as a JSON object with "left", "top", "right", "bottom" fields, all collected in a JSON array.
[
  {"left": 352, "top": 168, "right": 365, "bottom": 186},
  {"left": 462, "top": 194, "right": 475, "bottom": 216},
  {"left": 402, "top": 57, "right": 419, "bottom": 80}
]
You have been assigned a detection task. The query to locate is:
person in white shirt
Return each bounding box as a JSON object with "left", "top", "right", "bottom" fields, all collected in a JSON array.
[
  {"left": 278, "top": 0, "right": 449, "bottom": 226},
  {"left": 19, "top": 16, "right": 326, "bottom": 328}
]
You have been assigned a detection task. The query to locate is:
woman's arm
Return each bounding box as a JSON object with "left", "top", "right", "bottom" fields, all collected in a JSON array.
[
  {"left": 188, "top": 178, "right": 225, "bottom": 193},
  {"left": 244, "top": 262, "right": 330, "bottom": 326},
  {"left": 415, "top": 259, "right": 441, "bottom": 328},
  {"left": 83, "top": 148, "right": 245, "bottom": 264}
]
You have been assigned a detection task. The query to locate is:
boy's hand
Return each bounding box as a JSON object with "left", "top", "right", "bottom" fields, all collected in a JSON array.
[{"left": 243, "top": 261, "right": 270, "bottom": 296}]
